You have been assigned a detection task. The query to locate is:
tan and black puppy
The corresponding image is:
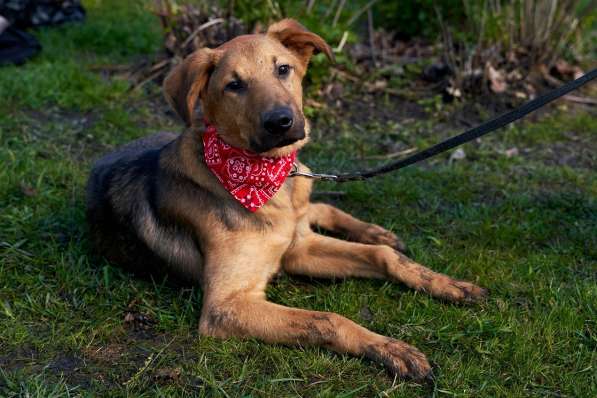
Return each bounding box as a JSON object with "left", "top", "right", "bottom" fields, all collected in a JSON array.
[{"left": 86, "top": 19, "right": 487, "bottom": 380}]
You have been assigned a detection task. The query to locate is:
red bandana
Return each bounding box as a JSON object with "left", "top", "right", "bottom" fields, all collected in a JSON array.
[{"left": 202, "top": 123, "right": 297, "bottom": 212}]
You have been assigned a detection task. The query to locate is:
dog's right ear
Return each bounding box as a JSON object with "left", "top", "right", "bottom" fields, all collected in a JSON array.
[{"left": 163, "top": 48, "right": 219, "bottom": 126}]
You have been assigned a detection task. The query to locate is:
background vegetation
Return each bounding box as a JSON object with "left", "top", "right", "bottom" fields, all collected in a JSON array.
[{"left": 0, "top": 0, "right": 595, "bottom": 396}]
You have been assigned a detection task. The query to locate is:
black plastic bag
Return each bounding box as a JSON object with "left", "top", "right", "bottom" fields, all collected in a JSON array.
[
  {"left": 0, "top": 1, "right": 86, "bottom": 65},
  {"left": 0, "top": 25, "right": 40, "bottom": 65},
  {"left": 1, "top": 0, "right": 85, "bottom": 29}
]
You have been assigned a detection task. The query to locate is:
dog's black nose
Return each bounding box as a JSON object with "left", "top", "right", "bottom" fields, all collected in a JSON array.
[{"left": 263, "top": 108, "right": 293, "bottom": 135}]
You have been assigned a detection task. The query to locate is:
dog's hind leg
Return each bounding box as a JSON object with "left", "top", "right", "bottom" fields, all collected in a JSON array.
[
  {"left": 307, "top": 203, "right": 406, "bottom": 251},
  {"left": 283, "top": 233, "right": 487, "bottom": 303}
]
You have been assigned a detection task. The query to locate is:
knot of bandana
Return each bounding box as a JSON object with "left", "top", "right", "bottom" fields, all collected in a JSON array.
[{"left": 201, "top": 123, "right": 297, "bottom": 212}]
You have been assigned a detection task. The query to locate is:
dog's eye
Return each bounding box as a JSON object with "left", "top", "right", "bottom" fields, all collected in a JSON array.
[
  {"left": 225, "top": 80, "right": 244, "bottom": 92},
  {"left": 278, "top": 64, "right": 291, "bottom": 77}
]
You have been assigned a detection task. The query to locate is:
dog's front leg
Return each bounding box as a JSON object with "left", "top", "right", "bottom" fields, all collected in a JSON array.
[
  {"left": 308, "top": 203, "right": 406, "bottom": 251},
  {"left": 283, "top": 233, "right": 488, "bottom": 303},
  {"left": 196, "top": 244, "right": 431, "bottom": 380},
  {"left": 199, "top": 294, "right": 431, "bottom": 380}
]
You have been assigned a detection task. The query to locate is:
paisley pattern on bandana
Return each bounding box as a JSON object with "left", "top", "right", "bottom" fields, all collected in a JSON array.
[{"left": 202, "top": 123, "right": 297, "bottom": 212}]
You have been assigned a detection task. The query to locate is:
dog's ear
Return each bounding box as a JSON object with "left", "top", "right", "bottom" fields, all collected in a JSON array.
[
  {"left": 163, "top": 48, "right": 219, "bottom": 126},
  {"left": 267, "top": 19, "right": 334, "bottom": 68}
]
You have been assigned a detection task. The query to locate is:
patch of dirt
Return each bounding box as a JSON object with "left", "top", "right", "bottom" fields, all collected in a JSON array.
[
  {"left": 42, "top": 352, "right": 109, "bottom": 390},
  {"left": 0, "top": 314, "right": 198, "bottom": 391},
  {"left": 532, "top": 139, "right": 596, "bottom": 169},
  {"left": 20, "top": 108, "right": 110, "bottom": 162},
  {"left": 320, "top": 86, "right": 429, "bottom": 126},
  {"left": 83, "top": 344, "right": 128, "bottom": 363},
  {"left": 309, "top": 81, "right": 596, "bottom": 171},
  {"left": 48, "top": 354, "right": 84, "bottom": 374},
  {"left": 0, "top": 345, "right": 39, "bottom": 372},
  {"left": 130, "top": 92, "right": 180, "bottom": 131},
  {"left": 23, "top": 332, "right": 198, "bottom": 390}
]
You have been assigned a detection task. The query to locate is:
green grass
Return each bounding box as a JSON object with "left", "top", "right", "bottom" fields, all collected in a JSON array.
[{"left": 1, "top": 1, "right": 596, "bottom": 397}]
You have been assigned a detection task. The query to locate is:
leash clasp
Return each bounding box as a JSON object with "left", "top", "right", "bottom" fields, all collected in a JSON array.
[{"left": 289, "top": 163, "right": 339, "bottom": 181}]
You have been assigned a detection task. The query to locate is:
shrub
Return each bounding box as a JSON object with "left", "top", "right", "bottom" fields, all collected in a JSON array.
[
  {"left": 437, "top": 0, "right": 593, "bottom": 97},
  {"left": 374, "top": 0, "right": 465, "bottom": 39}
]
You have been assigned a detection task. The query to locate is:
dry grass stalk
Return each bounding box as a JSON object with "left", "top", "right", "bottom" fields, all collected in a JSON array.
[
  {"left": 131, "top": 0, "right": 247, "bottom": 89},
  {"left": 332, "top": 0, "right": 347, "bottom": 27},
  {"left": 438, "top": 0, "right": 588, "bottom": 98}
]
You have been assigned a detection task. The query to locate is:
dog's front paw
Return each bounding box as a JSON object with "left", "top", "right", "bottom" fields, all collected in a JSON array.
[
  {"left": 439, "top": 279, "right": 488, "bottom": 303},
  {"left": 364, "top": 338, "right": 432, "bottom": 381},
  {"left": 356, "top": 224, "right": 407, "bottom": 252}
]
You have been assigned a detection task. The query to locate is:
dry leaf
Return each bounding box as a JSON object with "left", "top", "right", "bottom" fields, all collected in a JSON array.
[
  {"left": 486, "top": 63, "right": 507, "bottom": 93},
  {"left": 554, "top": 59, "right": 584, "bottom": 80},
  {"left": 373, "top": 80, "right": 387, "bottom": 90},
  {"left": 365, "top": 80, "right": 388, "bottom": 93},
  {"left": 449, "top": 148, "right": 466, "bottom": 162},
  {"left": 506, "top": 50, "right": 518, "bottom": 63},
  {"left": 154, "top": 367, "right": 182, "bottom": 382},
  {"left": 359, "top": 306, "right": 374, "bottom": 322},
  {"left": 514, "top": 91, "right": 527, "bottom": 99},
  {"left": 446, "top": 86, "right": 462, "bottom": 98},
  {"left": 504, "top": 147, "right": 519, "bottom": 158},
  {"left": 539, "top": 64, "right": 562, "bottom": 87},
  {"left": 572, "top": 67, "right": 584, "bottom": 80},
  {"left": 507, "top": 70, "right": 523, "bottom": 81},
  {"left": 123, "top": 311, "right": 153, "bottom": 329},
  {"left": 20, "top": 183, "right": 37, "bottom": 197}
]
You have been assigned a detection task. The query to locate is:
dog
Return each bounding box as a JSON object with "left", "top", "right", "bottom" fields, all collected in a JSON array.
[{"left": 86, "top": 19, "right": 487, "bottom": 380}]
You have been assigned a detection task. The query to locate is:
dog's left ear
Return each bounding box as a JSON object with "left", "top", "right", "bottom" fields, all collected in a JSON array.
[{"left": 267, "top": 19, "right": 334, "bottom": 68}]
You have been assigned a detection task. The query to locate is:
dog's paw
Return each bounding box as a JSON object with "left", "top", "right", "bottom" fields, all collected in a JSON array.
[
  {"left": 356, "top": 224, "right": 407, "bottom": 252},
  {"left": 364, "top": 338, "right": 432, "bottom": 381},
  {"left": 439, "top": 279, "right": 488, "bottom": 303}
]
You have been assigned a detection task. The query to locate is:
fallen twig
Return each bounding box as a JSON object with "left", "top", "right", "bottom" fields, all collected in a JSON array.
[
  {"left": 88, "top": 64, "right": 130, "bottom": 72},
  {"left": 539, "top": 64, "right": 563, "bottom": 87},
  {"left": 330, "top": 67, "right": 360, "bottom": 82},
  {"left": 346, "top": 0, "right": 379, "bottom": 27},
  {"left": 334, "top": 31, "right": 349, "bottom": 53},
  {"left": 361, "top": 147, "right": 417, "bottom": 160},
  {"left": 563, "top": 95, "right": 597, "bottom": 105},
  {"left": 311, "top": 191, "right": 347, "bottom": 197},
  {"left": 130, "top": 62, "right": 171, "bottom": 91},
  {"left": 181, "top": 18, "right": 225, "bottom": 49}
]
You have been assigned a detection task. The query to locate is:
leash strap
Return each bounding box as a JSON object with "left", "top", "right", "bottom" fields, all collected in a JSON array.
[{"left": 291, "top": 68, "right": 597, "bottom": 182}]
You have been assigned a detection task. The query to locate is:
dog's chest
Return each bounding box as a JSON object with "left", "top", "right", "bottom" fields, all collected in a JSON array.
[{"left": 256, "top": 177, "right": 311, "bottom": 248}]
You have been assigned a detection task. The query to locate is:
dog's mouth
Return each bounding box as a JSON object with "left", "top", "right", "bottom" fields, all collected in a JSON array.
[
  {"left": 274, "top": 135, "right": 303, "bottom": 148},
  {"left": 250, "top": 126, "right": 306, "bottom": 154}
]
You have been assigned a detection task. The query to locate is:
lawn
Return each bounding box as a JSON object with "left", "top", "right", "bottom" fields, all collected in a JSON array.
[{"left": 0, "top": 1, "right": 596, "bottom": 397}]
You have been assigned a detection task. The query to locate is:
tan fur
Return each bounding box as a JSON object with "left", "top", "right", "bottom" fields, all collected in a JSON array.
[{"left": 86, "top": 19, "right": 487, "bottom": 381}]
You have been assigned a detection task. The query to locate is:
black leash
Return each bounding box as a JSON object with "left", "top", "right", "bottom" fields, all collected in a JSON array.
[{"left": 290, "top": 68, "right": 597, "bottom": 182}]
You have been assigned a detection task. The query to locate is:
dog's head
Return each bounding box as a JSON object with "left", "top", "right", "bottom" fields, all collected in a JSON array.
[{"left": 164, "top": 19, "right": 333, "bottom": 156}]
